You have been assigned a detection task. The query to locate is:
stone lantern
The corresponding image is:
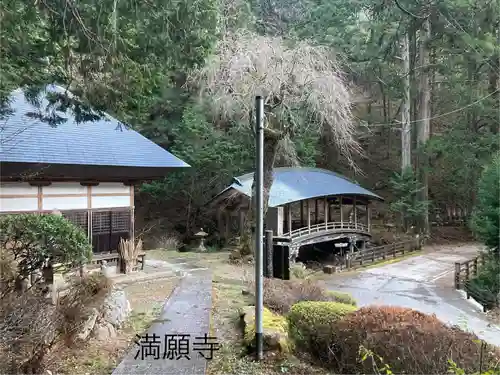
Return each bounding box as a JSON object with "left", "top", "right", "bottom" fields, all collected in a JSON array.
[{"left": 194, "top": 228, "right": 208, "bottom": 252}]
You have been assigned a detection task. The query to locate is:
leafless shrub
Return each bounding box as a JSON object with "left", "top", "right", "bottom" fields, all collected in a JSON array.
[
  {"left": 154, "top": 234, "right": 182, "bottom": 251},
  {"left": 326, "top": 306, "right": 500, "bottom": 374},
  {"left": 57, "top": 273, "right": 113, "bottom": 341},
  {"left": 248, "top": 278, "right": 356, "bottom": 314},
  {"left": 0, "top": 273, "right": 112, "bottom": 374},
  {"left": 0, "top": 291, "right": 60, "bottom": 374}
]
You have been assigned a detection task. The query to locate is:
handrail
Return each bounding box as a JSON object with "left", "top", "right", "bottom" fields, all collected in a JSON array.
[{"left": 288, "top": 221, "right": 369, "bottom": 239}]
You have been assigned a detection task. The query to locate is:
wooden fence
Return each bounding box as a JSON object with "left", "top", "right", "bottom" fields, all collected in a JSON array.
[
  {"left": 454, "top": 255, "right": 499, "bottom": 312},
  {"left": 345, "top": 238, "right": 423, "bottom": 270}
]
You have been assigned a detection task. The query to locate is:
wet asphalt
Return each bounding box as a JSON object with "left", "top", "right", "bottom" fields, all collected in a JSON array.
[{"left": 323, "top": 244, "right": 500, "bottom": 347}]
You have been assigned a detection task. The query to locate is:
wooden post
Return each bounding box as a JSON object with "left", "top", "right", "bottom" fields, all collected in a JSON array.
[
  {"left": 307, "top": 200, "right": 311, "bottom": 233},
  {"left": 340, "top": 196, "right": 343, "bottom": 226},
  {"left": 264, "top": 230, "right": 274, "bottom": 277},
  {"left": 367, "top": 203, "right": 371, "bottom": 232},
  {"left": 239, "top": 210, "right": 245, "bottom": 236},
  {"left": 300, "top": 201, "right": 304, "bottom": 227},
  {"left": 353, "top": 198, "right": 357, "bottom": 228},
  {"left": 324, "top": 197, "right": 328, "bottom": 228},
  {"left": 382, "top": 246, "right": 386, "bottom": 260},
  {"left": 454, "top": 262, "right": 461, "bottom": 289},
  {"left": 473, "top": 257, "right": 478, "bottom": 276},
  {"left": 288, "top": 203, "right": 292, "bottom": 235},
  {"left": 130, "top": 207, "right": 135, "bottom": 250},
  {"left": 224, "top": 211, "right": 230, "bottom": 240},
  {"left": 480, "top": 252, "right": 486, "bottom": 266},
  {"left": 315, "top": 199, "right": 319, "bottom": 225},
  {"left": 108, "top": 210, "right": 113, "bottom": 251},
  {"left": 129, "top": 185, "right": 135, "bottom": 248},
  {"left": 392, "top": 243, "right": 396, "bottom": 258},
  {"left": 465, "top": 262, "right": 470, "bottom": 283}
]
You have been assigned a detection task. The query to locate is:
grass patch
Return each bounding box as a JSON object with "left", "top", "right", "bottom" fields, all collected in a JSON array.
[
  {"left": 207, "top": 277, "right": 335, "bottom": 375},
  {"left": 45, "top": 278, "right": 179, "bottom": 374}
]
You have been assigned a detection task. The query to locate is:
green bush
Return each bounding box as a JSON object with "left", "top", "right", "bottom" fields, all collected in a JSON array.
[
  {"left": 287, "top": 301, "right": 357, "bottom": 359},
  {"left": 325, "top": 290, "right": 357, "bottom": 306},
  {"left": 0, "top": 214, "right": 92, "bottom": 282},
  {"left": 470, "top": 154, "right": 500, "bottom": 297},
  {"left": 470, "top": 153, "right": 500, "bottom": 252}
]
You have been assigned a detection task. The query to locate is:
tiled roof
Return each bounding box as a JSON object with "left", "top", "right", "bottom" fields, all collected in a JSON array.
[
  {"left": 218, "top": 167, "right": 383, "bottom": 207},
  {"left": 0, "top": 85, "right": 189, "bottom": 168}
]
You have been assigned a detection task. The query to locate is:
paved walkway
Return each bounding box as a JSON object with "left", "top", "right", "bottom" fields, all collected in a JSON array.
[
  {"left": 112, "top": 271, "right": 213, "bottom": 375},
  {"left": 323, "top": 244, "right": 500, "bottom": 347}
]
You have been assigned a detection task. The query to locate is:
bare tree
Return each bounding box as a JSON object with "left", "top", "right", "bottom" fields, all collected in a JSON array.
[{"left": 188, "top": 30, "right": 361, "bottom": 255}]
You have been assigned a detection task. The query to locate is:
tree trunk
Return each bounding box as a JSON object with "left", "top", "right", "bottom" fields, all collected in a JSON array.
[
  {"left": 409, "top": 21, "right": 418, "bottom": 160},
  {"left": 239, "top": 130, "right": 281, "bottom": 256},
  {"left": 488, "top": 22, "right": 500, "bottom": 134},
  {"left": 467, "top": 56, "right": 478, "bottom": 212},
  {"left": 417, "top": 16, "right": 431, "bottom": 235},
  {"left": 401, "top": 32, "right": 411, "bottom": 173}
]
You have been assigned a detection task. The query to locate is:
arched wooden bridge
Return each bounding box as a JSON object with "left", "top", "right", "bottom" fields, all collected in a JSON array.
[{"left": 282, "top": 221, "right": 371, "bottom": 260}]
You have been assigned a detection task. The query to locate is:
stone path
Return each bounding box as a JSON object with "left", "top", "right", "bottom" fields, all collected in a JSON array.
[{"left": 112, "top": 271, "right": 213, "bottom": 375}]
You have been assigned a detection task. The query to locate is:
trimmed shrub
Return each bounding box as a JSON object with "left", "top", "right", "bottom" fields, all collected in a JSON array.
[
  {"left": 325, "top": 290, "right": 357, "bottom": 306},
  {"left": 325, "top": 306, "right": 500, "bottom": 374},
  {"left": 259, "top": 278, "right": 356, "bottom": 314},
  {"left": 287, "top": 301, "right": 357, "bottom": 360}
]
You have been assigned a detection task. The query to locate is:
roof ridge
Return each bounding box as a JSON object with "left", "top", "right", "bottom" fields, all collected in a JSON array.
[{"left": 236, "top": 167, "right": 354, "bottom": 183}]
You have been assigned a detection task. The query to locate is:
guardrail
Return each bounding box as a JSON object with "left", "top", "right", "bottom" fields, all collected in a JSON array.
[
  {"left": 289, "top": 221, "right": 369, "bottom": 240},
  {"left": 345, "top": 238, "right": 423, "bottom": 269},
  {"left": 454, "top": 255, "right": 487, "bottom": 289},
  {"left": 454, "top": 255, "right": 499, "bottom": 312}
]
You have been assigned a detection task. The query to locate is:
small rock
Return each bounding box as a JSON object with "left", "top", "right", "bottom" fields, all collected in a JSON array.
[
  {"left": 103, "top": 288, "right": 131, "bottom": 329},
  {"left": 240, "top": 305, "right": 289, "bottom": 353},
  {"left": 242, "top": 289, "right": 251, "bottom": 296},
  {"left": 229, "top": 249, "right": 241, "bottom": 260},
  {"left": 77, "top": 308, "right": 99, "bottom": 340},
  {"left": 94, "top": 321, "right": 117, "bottom": 341},
  {"left": 242, "top": 254, "right": 254, "bottom": 264}
]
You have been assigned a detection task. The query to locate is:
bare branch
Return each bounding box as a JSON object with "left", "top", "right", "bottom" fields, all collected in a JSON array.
[{"left": 187, "top": 30, "right": 362, "bottom": 165}]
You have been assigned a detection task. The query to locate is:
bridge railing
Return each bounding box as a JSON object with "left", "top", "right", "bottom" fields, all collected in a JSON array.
[
  {"left": 288, "top": 221, "right": 369, "bottom": 240},
  {"left": 454, "top": 254, "right": 499, "bottom": 312}
]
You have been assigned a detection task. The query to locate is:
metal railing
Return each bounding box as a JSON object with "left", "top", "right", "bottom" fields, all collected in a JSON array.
[{"left": 288, "top": 221, "right": 369, "bottom": 240}]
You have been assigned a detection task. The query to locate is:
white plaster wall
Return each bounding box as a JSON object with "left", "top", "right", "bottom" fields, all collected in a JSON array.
[
  {"left": 43, "top": 196, "right": 88, "bottom": 210},
  {"left": 92, "top": 195, "right": 130, "bottom": 209},
  {"left": 0, "top": 197, "right": 38, "bottom": 212},
  {"left": 0, "top": 182, "right": 38, "bottom": 212},
  {"left": 93, "top": 182, "right": 129, "bottom": 194},
  {"left": 0, "top": 181, "right": 131, "bottom": 212},
  {"left": 0, "top": 182, "right": 38, "bottom": 195},
  {"left": 43, "top": 182, "right": 87, "bottom": 195}
]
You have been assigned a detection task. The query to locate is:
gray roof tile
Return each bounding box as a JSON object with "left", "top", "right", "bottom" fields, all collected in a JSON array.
[
  {"left": 224, "top": 167, "right": 383, "bottom": 207},
  {"left": 0, "top": 85, "right": 189, "bottom": 168}
]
